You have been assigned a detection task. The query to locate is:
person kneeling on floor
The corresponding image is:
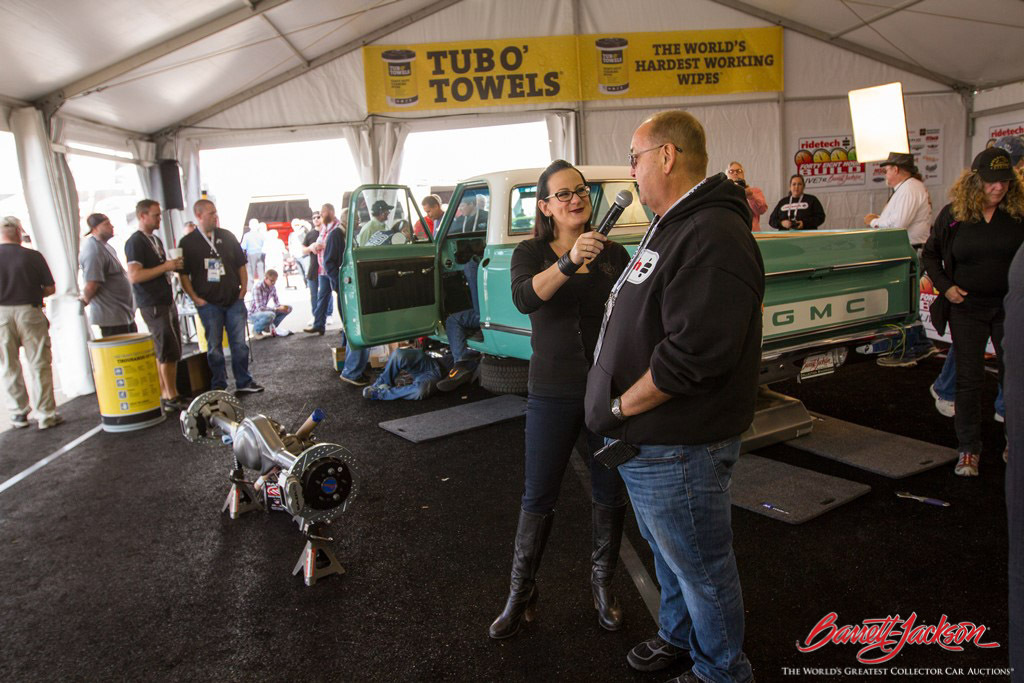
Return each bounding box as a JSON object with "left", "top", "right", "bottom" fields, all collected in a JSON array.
[
  {"left": 248, "top": 269, "right": 292, "bottom": 339},
  {"left": 362, "top": 347, "right": 454, "bottom": 401}
]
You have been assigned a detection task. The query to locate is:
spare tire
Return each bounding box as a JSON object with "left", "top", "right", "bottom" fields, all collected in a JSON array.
[{"left": 479, "top": 355, "right": 529, "bottom": 395}]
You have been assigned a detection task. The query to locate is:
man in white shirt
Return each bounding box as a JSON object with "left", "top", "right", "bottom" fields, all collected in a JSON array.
[
  {"left": 863, "top": 152, "right": 932, "bottom": 248},
  {"left": 864, "top": 152, "right": 938, "bottom": 367}
]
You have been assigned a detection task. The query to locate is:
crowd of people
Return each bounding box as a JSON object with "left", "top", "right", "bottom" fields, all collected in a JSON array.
[{"left": 2, "top": 109, "right": 1024, "bottom": 680}]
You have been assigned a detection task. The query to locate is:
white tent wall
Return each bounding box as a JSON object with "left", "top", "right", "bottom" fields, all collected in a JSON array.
[
  {"left": 971, "top": 82, "right": 1024, "bottom": 160},
  {"left": 583, "top": 100, "right": 782, "bottom": 196},
  {"left": 784, "top": 93, "right": 965, "bottom": 231}
]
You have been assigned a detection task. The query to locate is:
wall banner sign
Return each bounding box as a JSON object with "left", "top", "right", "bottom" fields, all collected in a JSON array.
[
  {"left": 363, "top": 27, "right": 783, "bottom": 113},
  {"left": 987, "top": 121, "right": 1024, "bottom": 146},
  {"left": 581, "top": 27, "right": 783, "bottom": 101},
  {"left": 793, "top": 127, "right": 942, "bottom": 192}
]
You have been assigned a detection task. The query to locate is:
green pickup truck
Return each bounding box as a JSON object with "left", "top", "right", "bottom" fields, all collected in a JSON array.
[{"left": 338, "top": 167, "right": 918, "bottom": 448}]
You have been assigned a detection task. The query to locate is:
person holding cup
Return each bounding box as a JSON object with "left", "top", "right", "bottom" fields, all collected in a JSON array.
[{"left": 125, "top": 198, "right": 188, "bottom": 413}]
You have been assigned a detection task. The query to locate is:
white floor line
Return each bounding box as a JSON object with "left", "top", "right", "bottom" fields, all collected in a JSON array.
[
  {"left": 0, "top": 424, "right": 103, "bottom": 495},
  {"left": 570, "top": 449, "right": 661, "bottom": 626}
]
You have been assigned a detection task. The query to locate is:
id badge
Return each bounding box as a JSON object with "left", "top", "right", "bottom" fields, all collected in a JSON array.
[{"left": 205, "top": 258, "right": 223, "bottom": 282}]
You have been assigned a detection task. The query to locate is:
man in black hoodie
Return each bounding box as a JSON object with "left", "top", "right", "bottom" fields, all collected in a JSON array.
[{"left": 585, "top": 110, "right": 763, "bottom": 683}]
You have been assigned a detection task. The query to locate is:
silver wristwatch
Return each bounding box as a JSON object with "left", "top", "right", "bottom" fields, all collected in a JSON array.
[{"left": 610, "top": 396, "right": 626, "bottom": 421}]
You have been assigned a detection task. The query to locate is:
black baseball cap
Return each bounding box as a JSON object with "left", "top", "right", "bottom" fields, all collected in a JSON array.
[
  {"left": 972, "top": 147, "right": 1014, "bottom": 182},
  {"left": 371, "top": 200, "right": 394, "bottom": 214}
]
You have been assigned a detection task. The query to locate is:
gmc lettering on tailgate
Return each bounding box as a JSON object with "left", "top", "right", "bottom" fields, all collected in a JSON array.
[{"left": 763, "top": 289, "right": 889, "bottom": 335}]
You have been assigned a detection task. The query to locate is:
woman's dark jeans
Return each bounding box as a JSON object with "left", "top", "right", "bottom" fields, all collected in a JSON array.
[
  {"left": 521, "top": 393, "right": 627, "bottom": 514},
  {"left": 949, "top": 301, "right": 1004, "bottom": 453}
]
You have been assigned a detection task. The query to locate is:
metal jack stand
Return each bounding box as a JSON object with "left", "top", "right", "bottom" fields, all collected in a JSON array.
[
  {"left": 222, "top": 468, "right": 263, "bottom": 519},
  {"left": 292, "top": 522, "right": 344, "bottom": 586}
]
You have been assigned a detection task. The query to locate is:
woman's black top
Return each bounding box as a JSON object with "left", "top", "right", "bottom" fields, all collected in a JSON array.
[
  {"left": 767, "top": 193, "right": 825, "bottom": 230},
  {"left": 510, "top": 236, "right": 629, "bottom": 398},
  {"left": 923, "top": 203, "right": 1024, "bottom": 312}
]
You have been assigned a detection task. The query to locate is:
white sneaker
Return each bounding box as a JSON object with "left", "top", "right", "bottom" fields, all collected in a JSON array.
[
  {"left": 995, "top": 412, "right": 1005, "bottom": 424},
  {"left": 250, "top": 331, "right": 270, "bottom": 340},
  {"left": 954, "top": 452, "right": 979, "bottom": 477},
  {"left": 929, "top": 384, "right": 955, "bottom": 418}
]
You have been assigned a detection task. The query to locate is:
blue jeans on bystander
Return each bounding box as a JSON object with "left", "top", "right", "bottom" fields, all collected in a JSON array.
[
  {"left": 616, "top": 437, "right": 753, "bottom": 683},
  {"left": 196, "top": 299, "right": 254, "bottom": 390},
  {"left": 249, "top": 309, "right": 289, "bottom": 334},
  {"left": 370, "top": 348, "right": 443, "bottom": 400}
]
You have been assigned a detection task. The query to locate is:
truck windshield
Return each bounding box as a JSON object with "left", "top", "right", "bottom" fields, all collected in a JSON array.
[{"left": 509, "top": 181, "right": 651, "bottom": 236}]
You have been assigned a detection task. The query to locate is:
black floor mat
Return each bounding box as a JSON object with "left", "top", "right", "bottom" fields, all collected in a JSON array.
[
  {"left": 788, "top": 412, "right": 959, "bottom": 478},
  {"left": 378, "top": 394, "right": 526, "bottom": 442},
  {"left": 731, "top": 453, "right": 872, "bottom": 524}
]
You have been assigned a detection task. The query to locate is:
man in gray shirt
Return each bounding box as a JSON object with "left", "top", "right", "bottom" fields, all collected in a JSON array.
[{"left": 79, "top": 213, "right": 135, "bottom": 337}]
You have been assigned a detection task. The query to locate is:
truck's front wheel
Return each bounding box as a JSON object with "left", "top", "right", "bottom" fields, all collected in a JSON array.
[{"left": 479, "top": 355, "right": 529, "bottom": 395}]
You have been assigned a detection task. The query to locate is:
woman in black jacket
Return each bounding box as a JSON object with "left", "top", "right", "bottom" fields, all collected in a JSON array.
[
  {"left": 922, "top": 147, "right": 1024, "bottom": 476},
  {"left": 768, "top": 174, "right": 826, "bottom": 230},
  {"left": 489, "top": 160, "right": 630, "bottom": 639}
]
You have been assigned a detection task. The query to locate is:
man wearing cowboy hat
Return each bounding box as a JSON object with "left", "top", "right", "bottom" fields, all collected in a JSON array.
[{"left": 864, "top": 151, "right": 938, "bottom": 366}]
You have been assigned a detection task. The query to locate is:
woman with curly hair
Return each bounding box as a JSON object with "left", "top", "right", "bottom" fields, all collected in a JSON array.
[{"left": 923, "top": 147, "right": 1024, "bottom": 476}]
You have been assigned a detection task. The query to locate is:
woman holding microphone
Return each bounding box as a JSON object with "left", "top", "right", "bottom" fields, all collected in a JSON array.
[{"left": 489, "top": 161, "right": 631, "bottom": 639}]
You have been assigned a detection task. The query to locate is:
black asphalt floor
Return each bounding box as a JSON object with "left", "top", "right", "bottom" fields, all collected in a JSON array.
[{"left": 0, "top": 335, "right": 1013, "bottom": 682}]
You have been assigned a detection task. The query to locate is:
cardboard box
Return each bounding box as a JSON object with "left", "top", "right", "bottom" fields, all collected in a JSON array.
[
  {"left": 331, "top": 347, "right": 346, "bottom": 371},
  {"left": 368, "top": 345, "right": 389, "bottom": 369}
]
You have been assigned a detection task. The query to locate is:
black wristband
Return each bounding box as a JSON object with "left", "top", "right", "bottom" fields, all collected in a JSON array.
[{"left": 557, "top": 251, "right": 581, "bottom": 276}]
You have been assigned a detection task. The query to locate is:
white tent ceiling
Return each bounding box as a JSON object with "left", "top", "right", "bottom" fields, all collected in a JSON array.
[{"left": 1, "top": 0, "right": 1022, "bottom": 138}]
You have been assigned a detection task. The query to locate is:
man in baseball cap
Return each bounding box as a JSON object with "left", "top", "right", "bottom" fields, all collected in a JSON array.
[{"left": 357, "top": 199, "right": 394, "bottom": 247}]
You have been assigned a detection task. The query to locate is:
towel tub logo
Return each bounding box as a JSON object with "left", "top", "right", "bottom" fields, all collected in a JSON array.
[
  {"left": 627, "top": 249, "right": 659, "bottom": 284},
  {"left": 796, "top": 612, "right": 1000, "bottom": 665}
]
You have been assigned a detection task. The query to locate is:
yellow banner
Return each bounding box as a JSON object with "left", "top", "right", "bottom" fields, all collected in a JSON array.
[
  {"left": 364, "top": 37, "right": 581, "bottom": 113},
  {"left": 363, "top": 28, "right": 783, "bottom": 113},
  {"left": 580, "top": 28, "right": 783, "bottom": 99}
]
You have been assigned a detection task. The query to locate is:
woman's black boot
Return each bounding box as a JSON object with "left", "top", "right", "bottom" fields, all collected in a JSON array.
[
  {"left": 489, "top": 509, "right": 554, "bottom": 639},
  {"left": 591, "top": 502, "right": 627, "bottom": 631}
]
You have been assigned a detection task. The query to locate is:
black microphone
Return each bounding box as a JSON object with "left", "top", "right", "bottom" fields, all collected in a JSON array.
[{"left": 595, "top": 190, "right": 634, "bottom": 236}]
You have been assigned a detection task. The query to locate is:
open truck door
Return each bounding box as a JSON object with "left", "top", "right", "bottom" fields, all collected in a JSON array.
[{"left": 339, "top": 185, "right": 439, "bottom": 347}]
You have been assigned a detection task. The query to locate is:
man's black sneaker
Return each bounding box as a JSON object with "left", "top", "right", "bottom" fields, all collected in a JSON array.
[
  {"left": 436, "top": 364, "right": 476, "bottom": 392},
  {"left": 304, "top": 327, "right": 325, "bottom": 336},
  {"left": 235, "top": 382, "right": 265, "bottom": 394},
  {"left": 339, "top": 373, "right": 371, "bottom": 387},
  {"left": 627, "top": 635, "right": 689, "bottom": 672},
  {"left": 162, "top": 396, "right": 190, "bottom": 413},
  {"left": 10, "top": 412, "right": 30, "bottom": 429}
]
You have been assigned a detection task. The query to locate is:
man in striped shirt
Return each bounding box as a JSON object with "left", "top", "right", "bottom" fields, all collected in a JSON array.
[{"left": 248, "top": 269, "right": 292, "bottom": 339}]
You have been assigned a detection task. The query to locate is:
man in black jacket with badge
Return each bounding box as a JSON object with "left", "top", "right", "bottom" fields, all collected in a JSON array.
[{"left": 585, "top": 110, "right": 763, "bottom": 683}]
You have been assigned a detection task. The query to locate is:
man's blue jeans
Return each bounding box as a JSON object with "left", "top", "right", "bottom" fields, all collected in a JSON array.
[
  {"left": 249, "top": 309, "right": 289, "bottom": 334},
  {"left": 933, "top": 345, "right": 1005, "bottom": 417},
  {"left": 446, "top": 258, "right": 481, "bottom": 362},
  {"left": 196, "top": 299, "right": 253, "bottom": 390},
  {"left": 307, "top": 276, "right": 332, "bottom": 320},
  {"left": 372, "top": 348, "right": 442, "bottom": 400},
  {"left": 312, "top": 274, "right": 336, "bottom": 331},
  {"left": 446, "top": 309, "right": 480, "bottom": 362},
  {"left": 617, "top": 437, "right": 753, "bottom": 683}
]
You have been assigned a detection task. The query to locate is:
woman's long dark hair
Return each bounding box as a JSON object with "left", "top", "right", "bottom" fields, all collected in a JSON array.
[{"left": 534, "top": 160, "right": 592, "bottom": 241}]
